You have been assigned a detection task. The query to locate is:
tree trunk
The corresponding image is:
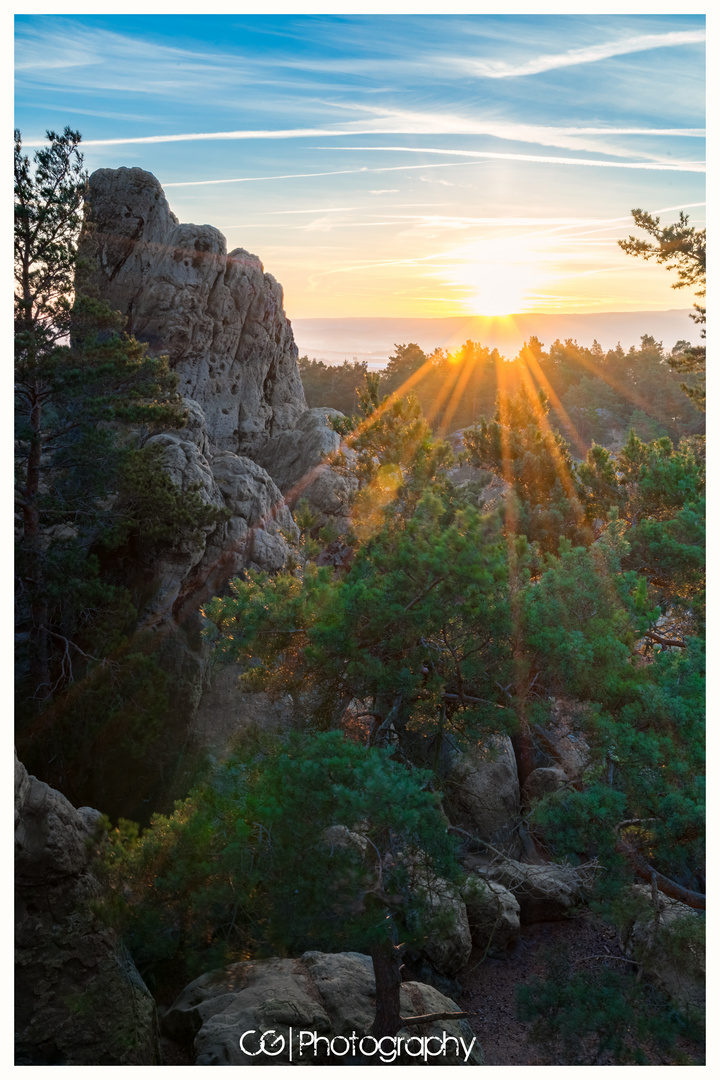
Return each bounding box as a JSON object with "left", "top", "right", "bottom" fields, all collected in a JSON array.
[
  {"left": 511, "top": 716, "right": 535, "bottom": 788},
  {"left": 371, "top": 939, "right": 403, "bottom": 1038},
  {"left": 22, "top": 387, "right": 50, "bottom": 696}
]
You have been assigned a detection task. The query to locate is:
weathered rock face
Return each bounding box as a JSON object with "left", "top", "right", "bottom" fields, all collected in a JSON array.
[
  {"left": 466, "top": 852, "right": 586, "bottom": 924},
  {"left": 133, "top": 414, "right": 299, "bottom": 627},
  {"left": 254, "top": 407, "right": 358, "bottom": 528},
  {"left": 163, "top": 951, "right": 483, "bottom": 1065},
  {"left": 80, "top": 166, "right": 307, "bottom": 457},
  {"left": 192, "top": 664, "right": 294, "bottom": 757},
  {"left": 462, "top": 876, "right": 521, "bottom": 954},
  {"left": 522, "top": 766, "right": 569, "bottom": 807},
  {"left": 534, "top": 698, "right": 592, "bottom": 781},
  {"left": 446, "top": 735, "right": 522, "bottom": 858},
  {"left": 620, "top": 885, "right": 705, "bottom": 1014},
  {"left": 15, "top": 753, "right": 160, "bottom": 1065},
  {"left": 409, "top": 874, "right": 473, "bottom": 977}
]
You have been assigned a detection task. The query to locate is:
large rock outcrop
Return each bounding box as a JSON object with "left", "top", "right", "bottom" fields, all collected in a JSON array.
[
  {"left": 445, "top": 735, "right": 522, "bottom": 858},
  {"left": 80, "top": 167, "right": 306, "bottom": 458},
  {"left": 254, "top": 407, "right": 358, "bottom": 528},
  {"left": 163, "top": 951, "right": 483, "bottom": 1065},
  {"left": 126, "top": 409, "right": 300, "bottom": 628},
  {"left": 620, "top": 885, "right": 705, "bottom": 1014},
  {"left": 15, "top": 753, "right": 160, "bottom": 1065}
]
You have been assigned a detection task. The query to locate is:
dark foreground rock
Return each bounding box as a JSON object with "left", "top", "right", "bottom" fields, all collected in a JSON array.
[
  {"left": 14, "top": 752, "right": 160, "bottom": 1065},
  {"left": 163, "top": 951, "right": 483, "bottom": 1065}
]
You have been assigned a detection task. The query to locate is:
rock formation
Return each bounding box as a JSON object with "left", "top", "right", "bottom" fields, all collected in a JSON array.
[
  {"left": 162, "top": 951, "right": 483, "bottom": 1065},
  {"left": 80, "top": 167, "right": 306, "bottom": 458},
  {"left": 465, "top": 852, "right": 586, "bottom": 924},
  {"left": 446, "top": 735, "right": 522, "bottom": 858},
  {"left": 15, "top": 752, "right": 160, "bottom": 1065},
  {"left": 79, "top": 167, "right": 353, "bottom": 626},
  {"left": 462, "top": 877, "right": 521, "bottom": 954},
  {"left": 620, "top": 884, "right": 705, "bottom": 1014}
]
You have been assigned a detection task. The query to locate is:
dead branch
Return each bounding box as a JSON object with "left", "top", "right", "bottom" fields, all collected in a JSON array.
[
  {"left": 613, "top": 821, "right": 705, "bottom": 910},
  {"left": 400, "top": 1011, "right": 470, "bottom": 1026},
  {"left": 645, "top": 631, "right": 686, "bottom": 649}
]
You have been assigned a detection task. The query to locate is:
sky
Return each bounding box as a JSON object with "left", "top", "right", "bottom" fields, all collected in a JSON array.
[{"left": 14, "top": 12, "right": 706, "bottom": 321}]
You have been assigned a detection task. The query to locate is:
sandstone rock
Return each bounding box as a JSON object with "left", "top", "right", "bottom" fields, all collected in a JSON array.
[
  {"left": 255, "top": 407, "right": 358, "bottom": 527},
  {"left": 255, "top": 407, "right": 342, "bottom": 492},
  {"left": 15, "top": 752, "right": 159, "bottom": 1065},
  {"left": 462, "top": 875, "right": 521, "bottom": 953},
  {"left": 409, "top": 873, "right": 473, "bottom": 977},
  {"left": 136, "top": 425, "right": 299, "bottom": 626},
  {"left": 467, "top": 853, "right": 585, "bottom": 924},
  {"left": 203, "top": 448, "right": 299, "bottom": 576},
  {"left": 80, "top": 167, "right": 307, "bottom": 457},
  {"left": 535, "top": 698, "right": 592, "bottom": 780},
  {"left": 446, "top": 734, "right": 522, "bottom": 857},
  {"left": 323, "top": 824, "right": 371, "bottom": 860},
  {"left": 522, "top": 766, "right": 569, "bottom": 806},
  {"left": 163, "top": 951, "right": 483, "bottom": 1065},
  {"left": 192, "top": 664, "right": 294, "bottom": 756},
  {"left": 620, "top": 885, "right": 705, "bottom": 1014}
]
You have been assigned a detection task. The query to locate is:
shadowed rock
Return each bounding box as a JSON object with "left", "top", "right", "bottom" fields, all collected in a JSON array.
[{"left": 15, "top": 752, "right": 160, "bottom": 1065}]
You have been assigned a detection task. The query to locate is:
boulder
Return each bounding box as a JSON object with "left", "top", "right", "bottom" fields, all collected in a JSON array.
[
  {"left": 620, "top": 885, "right": 705, "bottom": 1014},
  {"left": 80, "top": 166, "right": 307, "bottom": 457},
  {"left": 14, "top": 752, "right": 160, "bottom": 1065},
  {"left": 446, "top": 734, "right": 522, "bottom": 857},
  {"left": 137, "top": 423, "right": 299, "bottom": 626},
  {"left": 163, "top": 951, "right": 483, "bottom": 1065},
  {"left": 408, "top": 873, "right": 473, "bottom": 977},
  {"left": 462, "top": 875, "right": 521, "bottom": 953},
  {"left": 522, "top": 766, "right": 569, "bottom": 806},
  {"left": 534, "top": 698, "right": 591, "bottom": 780},
  {"left": 467, "top": 853, "right": 585, "bottom": 924}
]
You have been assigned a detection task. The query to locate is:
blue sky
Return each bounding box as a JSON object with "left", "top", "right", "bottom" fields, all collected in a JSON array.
[{"left": 14, "top": 12, "right": 706, "bottom": 319}]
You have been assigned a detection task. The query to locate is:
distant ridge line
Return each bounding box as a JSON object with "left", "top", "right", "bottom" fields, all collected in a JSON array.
[{"left": 291, "top": 310, "right": 700, "bottom": 367}]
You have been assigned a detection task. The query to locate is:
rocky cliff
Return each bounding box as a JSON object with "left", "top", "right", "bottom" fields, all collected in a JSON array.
[
  {"left": 79, "top": 167, "right": 353, "bottom": 620},
  {"left": 65, "top": 168, "right": 355, "bottom": 817},
  {"left": 80, "top": 167, "right": 306, "bottom": 457}
]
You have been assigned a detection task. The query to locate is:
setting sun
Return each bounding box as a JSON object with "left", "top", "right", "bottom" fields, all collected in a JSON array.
[{"left": 438, "top": 234, "right": 555, "bottom": 317}]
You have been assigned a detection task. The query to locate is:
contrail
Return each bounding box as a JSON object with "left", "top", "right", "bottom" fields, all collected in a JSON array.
[
  {"left": 162, "top": 151, "right": 703, "bottom": 189},
  {"left": 319, "top": 146, "right": 705, "bottom": 172},
  {"left": 23, "top": 122, "right": 705, "bottom": 149}
]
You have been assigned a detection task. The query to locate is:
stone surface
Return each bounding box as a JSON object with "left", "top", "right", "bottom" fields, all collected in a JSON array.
[
  {"left": 522, "top": 766, "right": 569, "bottom": 806},
  {"left": 254, "top": 407, "right": 358, "bottom": 527},
  {"left": 409, "top": 873, "right": 473, "bottom": 977},
  {"left": 136, "top": 421, "right": 299, "bottom": 626},
  {"left": 446, "top": 735, "right": 522, "bottom": 858},
  {"left": 14, "top": 752, "right": 160, "bottom": 1065},
  {"left": 534, "top": 698, "right": 592, "bottom": 780},
  {"left": 466, "top": 853, "right": 585, "bottom": 924},
  {"left": 620, "top": 885, "right": 705, "bottom": 1014},
  {"left": 80, "top": 166, "right": 307, "bottom": 457},
  {"left": 462, "top": 875, "right": 521, "bottom": 953},
  {"left": 163, "top": 951, "right": 483, "bottom": 1065},
  {"left": 192, "top": 664, "right": 294, "bottom": 756}
]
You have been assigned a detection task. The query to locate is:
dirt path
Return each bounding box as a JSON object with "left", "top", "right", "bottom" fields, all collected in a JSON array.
[{"left": 456, "top": 913, "right": 626, "bottom": 1065}]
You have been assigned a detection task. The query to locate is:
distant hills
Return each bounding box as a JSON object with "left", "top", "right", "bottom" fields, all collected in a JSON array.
[{"left": 292, "top": 310, "right": 701, "bottom": 368}]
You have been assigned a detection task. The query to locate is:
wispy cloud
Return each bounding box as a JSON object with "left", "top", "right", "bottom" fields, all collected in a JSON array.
[
  {"left": 318, "top": 146, "right": 705, "bottom": 173},
  {"left": 24, "top": 114, "right": 705, "bottom": 159},
  {"left": 161, "top": 145, "right": 704, "bottom": 191},
  {"left": 457, "top": 29, "right": 705, "bottom": 79}
]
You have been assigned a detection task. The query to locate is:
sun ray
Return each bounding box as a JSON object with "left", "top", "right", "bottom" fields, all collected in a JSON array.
[
  {"left": 519, "top": 345, "right": 589, "bottom": 458},
  {"left": 437, "top": 348, "right": 477, "bottom": 433}
]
